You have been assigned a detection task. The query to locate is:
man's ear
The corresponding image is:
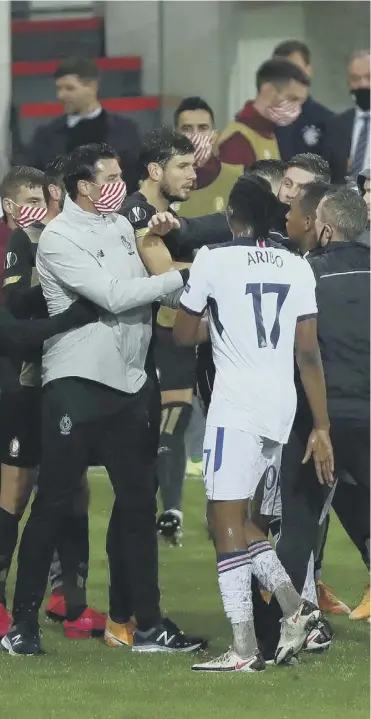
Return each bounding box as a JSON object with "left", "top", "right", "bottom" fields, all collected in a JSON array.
[
  {"left": 304, "top": 214, "right": 312, "bottom": 232},
  {"left": 148, "top": 162, "right": 163, "bottom": 183},
  {"left": 2, "top": 197, "right": 13, "bottom": 216},
  {"left": 48, "top": 184, "right": 61, "bottom": 202},
  {"left": 77, "top": 179, "right": 91, "bottom": 198},
  {"left": 211, "top": 130, "right": 220, "bottom": 157}
]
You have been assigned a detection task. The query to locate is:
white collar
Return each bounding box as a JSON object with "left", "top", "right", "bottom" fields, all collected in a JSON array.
[
  {"left": 62, "top": 194, "right": 105, "bottom": 225},
  {"left": 355, "top": 106, "right": 370, "bottom": 121},
  {"left": 66, "top": 105, "right": 103, "bottom": 128}
]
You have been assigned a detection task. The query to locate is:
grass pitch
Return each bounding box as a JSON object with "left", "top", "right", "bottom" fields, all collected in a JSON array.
[{"left": 1, "top": 470, "right": 369, "bottom": 719}]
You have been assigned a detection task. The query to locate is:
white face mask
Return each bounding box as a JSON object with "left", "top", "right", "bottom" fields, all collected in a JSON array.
[
  {"left": 12, "top": 203, "right": 47, "bottom": 228},
  {"left": 185, "top": 132, "right": 216, "bottom": 167},
  {"left": 89, "top": 181, "right": 127, "bottom": 214},
  {"left": 266, "top": 101, "right": 302, "bottom": 127}
]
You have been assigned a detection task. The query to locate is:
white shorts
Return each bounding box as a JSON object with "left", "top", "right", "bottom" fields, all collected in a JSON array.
[
  {"left": 203, "top": 425, "right": 282, "bottom": 502},
  {"left": 259, "top": 463, "right": 282, "bottom": 518}
]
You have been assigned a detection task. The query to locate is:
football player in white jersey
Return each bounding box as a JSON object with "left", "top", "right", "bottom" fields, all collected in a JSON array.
[{"left": 174, "top": 176, "right": 334, "bottom": 673}]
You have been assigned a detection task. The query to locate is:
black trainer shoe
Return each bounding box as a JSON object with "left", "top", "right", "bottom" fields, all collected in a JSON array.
[
  {"left": 132, "top": 617, "right": 207, "bottom": 653},
  {"left": 156, "top": 510, "right": 183, "bottom": 547},
  {"left": 1, "top": 622, "right": 43, "bottom": 656}
]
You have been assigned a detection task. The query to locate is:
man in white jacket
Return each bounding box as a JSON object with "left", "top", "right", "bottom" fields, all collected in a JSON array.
[{"left": 2, "top": 143, "right": 205, "bottom": 657}]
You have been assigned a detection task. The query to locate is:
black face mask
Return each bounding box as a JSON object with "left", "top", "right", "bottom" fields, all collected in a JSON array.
[
  {"left": 272, "top": 199, "right": 290, "bottom": 234},
  {"left": 351, "top": 87, "right": 370, "bottom": 112}
]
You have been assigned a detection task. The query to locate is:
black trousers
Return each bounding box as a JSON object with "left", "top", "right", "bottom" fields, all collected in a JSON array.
[
  {"left": 12, "top": 377, "right": 161, "bottom": 629},
  {"left": 106, "top": 371, "right": 162, "bottom": 625},
  {"left": 255, "top": 419, "right": 370, "bottom": 656},
  {"left": 330, "top": 421, "right": 370, "bottom": 568}
]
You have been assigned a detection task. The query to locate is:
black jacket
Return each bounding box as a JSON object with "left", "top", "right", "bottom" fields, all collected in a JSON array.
[
  {"left": 275, "top": 96, "right": 334, "bottom": 161},
  {"left": 23, "top": 110, "right": 142, "bottom": 195},
  {"left": 309, "top": 241, "right": 370, "bottom": 423},
  {"left": 0, "top": 291, "right": 97, "bottom": 365},
  {"left": 167, "top": 208, "right": 290, "bottom": 258},
  {"left": 322, "top": 108, "right": 355, "bottom": 183}
]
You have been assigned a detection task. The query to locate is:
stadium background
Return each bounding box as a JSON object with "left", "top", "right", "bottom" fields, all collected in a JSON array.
[
  {"left": 0, "top": 0, "right": 370, "bottom": 176},
  {"left": 0, "top": 2, "right": 369, "bottom": 718}
]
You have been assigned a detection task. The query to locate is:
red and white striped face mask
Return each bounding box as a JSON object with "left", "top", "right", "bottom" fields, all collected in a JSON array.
[
  {"left": 186, "top": 133, "right": 215, "bottom": 167},
  {"left": 91, "top": 181, "right": 127, "bottom": 214},
  {"left": 15, "top": 204, "right": 47, "bottom": 228},
  {"left": 266, "top": 101, "right": 302, "bottom": 127}
]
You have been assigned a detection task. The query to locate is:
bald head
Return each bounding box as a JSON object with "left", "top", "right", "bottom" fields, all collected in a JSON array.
[
  {"left": 315, "top": 186, "right": 368, "bottom": 246},
  {"left": 348, "top": 50, "right": 370, "bottom": 89}
]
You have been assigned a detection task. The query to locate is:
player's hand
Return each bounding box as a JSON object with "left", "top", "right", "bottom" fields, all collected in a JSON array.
[
  {"left": 147, "top": 212, "right": 181, "bottom": 236},
  {"left": 302, "top": 428, "right": 334, "bottom": 486},
  {"left": 63, "top": 298, "right": 99, "bottom": 329}
]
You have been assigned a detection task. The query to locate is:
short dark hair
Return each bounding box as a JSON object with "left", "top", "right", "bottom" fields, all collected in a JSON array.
[
  {"left": 174, "top": 96, "right": 215, "bottom": 127},
  {"left": 320, "top": 186, "right": 368, "bottom": 241},
  {"left": 273, "top": 40, "right": 311, "bottom": 66},
  {"left": 256, "top": 57, "right": 310, "bottom": 92},
  {"left": 63, "top": 143, "right": 118, "bottom": 200},
  {"left": 139, "top": 127, "right": 195, "bottom": 180},
  {"left": 43, "top": 155, "right": 66, "bottom": 204},
  {"left": 357, "top": 167, "right": 370, "bottom": 195},
  {"left": 287, "top": 153, "right": 331, "bottom": 183},
  {"left": 228, "top": 175, "right": 281, "bottom": 237},
  {"left": 1, "top": 165, "right": 44, "bottom": 201},
  {"left": 299, "top": 181, "right": 331, "bottom": 216},
  {"left": 54, "top": 57, "right": 98, "bottom": 81},
  {"left": 246, "top": 159, "right": 286, "bottom": 188}
]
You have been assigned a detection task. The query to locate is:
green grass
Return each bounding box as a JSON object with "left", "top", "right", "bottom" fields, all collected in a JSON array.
[{"left": 1, "top": 470, "right": 369, "bottom": 719}]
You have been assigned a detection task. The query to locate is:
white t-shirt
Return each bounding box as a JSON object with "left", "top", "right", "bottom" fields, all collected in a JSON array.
[{"left": 180, "top": 239, "right": 318, "bottom": 443}]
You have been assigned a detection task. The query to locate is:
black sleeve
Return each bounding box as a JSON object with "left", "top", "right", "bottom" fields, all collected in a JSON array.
[
  {"left": 0, "top": 301, "right": 97, "bottom": 362},
  {"left": 165, "top": 213, "right": 232, "bottom": 256},
  {"left": 22, "top": 126, "right": 46, "bottom": 170},
  {"left": 120, "top": 198, "right": 154, "bottom": 234},
  {"left": 2, "top": 228, "right": 36, "bottom": 318},
  {"left": 0, "top": 311, "right": 61, "bottom": 361}
]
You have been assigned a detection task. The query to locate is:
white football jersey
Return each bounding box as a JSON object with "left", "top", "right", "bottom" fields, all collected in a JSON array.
[{"left": 180, "top": 239, "right": 318, "bottom": 443}]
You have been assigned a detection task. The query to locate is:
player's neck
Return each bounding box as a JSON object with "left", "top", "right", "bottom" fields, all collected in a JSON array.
[
  {"left": 5, "top": 215, "right": 17, "bottom": 230},
  {"left": 44, "top": 202, "right": 60, "bottom": 225},
  {"left": 140, "top": 181, "right": 169, "bottom": 213},
  {"left": 252, "top": 95, "right": 269, "bottom": 119}
]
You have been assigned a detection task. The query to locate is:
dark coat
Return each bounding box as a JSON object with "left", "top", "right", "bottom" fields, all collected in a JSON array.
[
  {"left": 275, "top": 96, "right": 334, "bottom": 161},
  {"left": 322, "top": 108, "right": 355, "bottom": 183},
  {"left": 22, "top": 111, "right": 142, "bottom": 194}
]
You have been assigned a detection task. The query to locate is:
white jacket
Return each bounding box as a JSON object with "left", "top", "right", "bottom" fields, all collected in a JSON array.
[{"left": 37, "top": 195, "right": 184, "bottom": 393}]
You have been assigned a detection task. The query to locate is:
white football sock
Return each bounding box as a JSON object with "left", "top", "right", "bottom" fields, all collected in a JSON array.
[
  {"left": 217, "top": 550, "right": 258, "bottom": 658},
  {"left": 248, "top": 539, "right": 301, "bottom": 618}
]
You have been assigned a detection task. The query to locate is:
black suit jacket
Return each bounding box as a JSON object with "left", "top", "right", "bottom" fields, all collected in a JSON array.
[
  {"left": 322, "top": 108, "right": 355, "bottom": 183},
  {"left": 22, "top": 111, "right": 142, "bottom": 194}
]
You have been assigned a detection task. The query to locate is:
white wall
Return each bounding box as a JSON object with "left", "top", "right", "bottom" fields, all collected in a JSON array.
[
  {"left": 230, "top": 0, "right": 370, "bottom": 116},
  {"left": 0, "top": 0, "right": 11, "bottom": 182},
  {"left": 229, "top": 1, "right": 306, "bottom": 118},
  {"left": 104, "top": 0, "right": 235, "bottom": 127},
  {"left": 305, "top": 1, "right": 370, "bottom": 111},
  {"left": 104, "top": 0, "right": 370, "bottom": 127},
  {"left": 105, "top": 1, "right": 161, "bottom": 96}
]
